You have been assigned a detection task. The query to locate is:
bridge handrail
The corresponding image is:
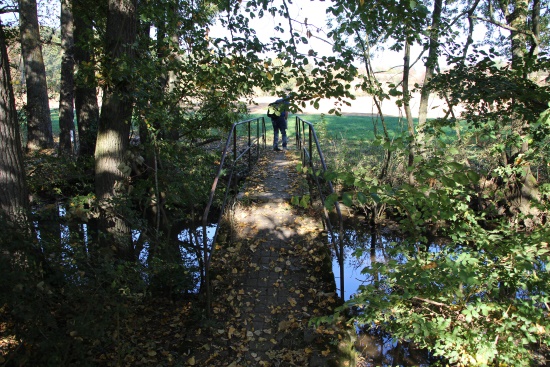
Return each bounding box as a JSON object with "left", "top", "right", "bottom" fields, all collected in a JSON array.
[
  {"left": 202, "top": 117, "right": 266, "bottom": 314},
  {"left": 295, "top": 116, "right": 345, "bottom": 301}
]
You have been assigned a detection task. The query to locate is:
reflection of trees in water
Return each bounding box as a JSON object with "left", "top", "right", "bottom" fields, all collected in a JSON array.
[
  {"left": 339, "top": 223, "right": 438, "bottom": 366},
  {"left": 337, "top": 225, "right": 410, "bottom": 289},
  {"left": 355, "top": 324, "right": 435, "bottom": 366}
]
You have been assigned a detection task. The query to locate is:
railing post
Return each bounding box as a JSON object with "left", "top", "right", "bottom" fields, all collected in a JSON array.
[
  {"left": 308, "top": 125, "right": 313, "bottom": 169},
  {"left": 295, "top": 116, "right": 299, "bottom": 148},
  {"left": 233, "top": 127, "right": 237, "bottom": 163},
  {"left": 256, "top": 118, "right": 260, "bottom": 160},
  {"left": 248, "top": 120, "right": 252, "bottom": 171}
]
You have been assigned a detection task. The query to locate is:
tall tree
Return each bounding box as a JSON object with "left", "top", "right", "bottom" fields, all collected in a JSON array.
[
  {"left": 496, "top": 0, "right": 541, "bottom": 216},
  {"left": 402, "top": 39, "right": 416, "bottom": 185},
  {"left": 58, "top": 0, "right": 75, "bottom": 155},
  {"left": 416, "top": 0, "right": 443, "bottom": 156},
  {"left": 94, "top": 0, "right": 138, "bottom": 261},
  {"left": 73, "top": 0, "right": 99, "bottom": 158},
  {"left": 0, "top": 22, "right": 29, "bottom": 224},
  {"left": 19, "top": 0, "right": 53, "bottom": 151}
]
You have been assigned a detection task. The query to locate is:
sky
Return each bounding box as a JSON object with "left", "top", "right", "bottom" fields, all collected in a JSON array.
[
  {"left": 210, "top": 0, "right": 490, "bottom": 72},
  {"left": 210, "top": 1, "right": 335, "bottom": 58},
  {"left": 210, "top": 1, "right": 416, "bottom": 69}
]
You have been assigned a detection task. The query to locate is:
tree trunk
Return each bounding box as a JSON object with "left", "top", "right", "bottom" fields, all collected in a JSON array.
[
  {"left": 58, "top": 0, "right": 76, "bottom": 155},
  {"left": 529, "top": 0, "right": 540, "bottom": 58},
  {"left": 403, "top": 41, "right": 416, "bottom": 185},
  {"left": 504, "top": 0, "right": 540, "bottom": 221},
  {"left": 73, "top": 0, "right": 99, "bottom": 158},
  {"left": 505, "top": 0, "right": 529, "bottom": 71},
  {"left": 0, "top": 23, "right": 29, "bottom": 224},
  {"left": 19, "top": 0, "right": 53, "bottom": 152},
  {"left": 94, "top": 0, "right": 138, "bottom": 261},
  {"left": 417, "top": 0, "right": 442, "bottom": 156}
]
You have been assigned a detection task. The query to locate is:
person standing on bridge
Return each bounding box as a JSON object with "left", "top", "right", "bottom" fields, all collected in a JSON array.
[{"left": 267, "top": 97, "right": 289, "bottom": 151}]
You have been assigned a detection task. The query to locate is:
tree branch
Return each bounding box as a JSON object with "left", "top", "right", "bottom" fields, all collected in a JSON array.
[
  {"left": 412, "top": 296, "right": 451, "bottom": 308},
  {"left": 471, "top": 15, "right": 539, "bottom": 47},
  {"left": 471, "top": 15, "right": 520, "bottom": 32},
  {"left": 0, "top": 6, "right": 18, "bottom": 14}
]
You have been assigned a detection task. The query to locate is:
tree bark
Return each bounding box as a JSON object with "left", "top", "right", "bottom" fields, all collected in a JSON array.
[
  {"left": 0, "top": 23, "right": 29, "bottom": 224},
  {"left": 403, "top": 41, "right": 416, "bottom": 185},
  {"left": 19, "top": 0, "right": 53, "bottom": 152},
  {"left": 497, "top": 0, "right": 541, "bottom": 221},
  {"left": 73, "top": 0, "right": 99, "bottom": 158},
  {"left": 417, "top": 0, "right": 442, "bottom": 156},
  {"left": 94, "top": 0, "right": 138, "bottom": 261},
  {"left": 58, "top": 0, "right": 76, "bottom": 155}
]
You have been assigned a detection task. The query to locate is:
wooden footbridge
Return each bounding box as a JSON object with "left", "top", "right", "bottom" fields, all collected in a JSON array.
[{"left": 193, "top": 117, "right": 351, "bottom": 366}]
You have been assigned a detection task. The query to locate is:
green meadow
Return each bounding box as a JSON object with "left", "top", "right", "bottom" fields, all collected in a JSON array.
[
  {"left": 293, "top": 114, "right": 410, "bottom": 141},
  {"left": 50, "top": 108, "right": 60, "bottom": 135},
  {"left": 253, "top": 112, "right": 429, "bottom": 142}
]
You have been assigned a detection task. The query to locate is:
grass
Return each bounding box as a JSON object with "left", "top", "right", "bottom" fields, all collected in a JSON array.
[
  {"left": 296, "top": 114, "right": 410, "bottom": 142},
  {"left": 50, "top": 108, "right": 60, "bottom": 135},
  {"left": 250, "top": 113, "right": 413, "bottom": 145}
]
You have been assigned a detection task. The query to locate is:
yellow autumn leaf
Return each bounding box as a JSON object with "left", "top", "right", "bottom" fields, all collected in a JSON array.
[
  {"left": 288, "top": 297, "right": 297, "bottom": 307},
  {"left": 187, "top": 356, "right": 196, "bottom": 365}
]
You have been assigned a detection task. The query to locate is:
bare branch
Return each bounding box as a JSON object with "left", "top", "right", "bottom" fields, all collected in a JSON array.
[
  {"left": 0, "top": 6, "right": 18, "bottom": 14},
  {"left": 471, "top": 15, "right": 521, "bottom": 32},
  {"left": 412, "top": 296, "right": 451, "bottom": 308}
]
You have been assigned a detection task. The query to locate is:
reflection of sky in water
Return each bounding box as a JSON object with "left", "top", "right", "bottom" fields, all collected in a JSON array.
[
  {"left": 332, "top": 229, "right": 396, "bottom": 300},
  {"left": 137, "top": 224, "right": 217, "bottom": 266},
  {"left": 332, "top": 228, "right": 441, "bottom": 301},
  {"left": 43, "top": 205, "right": 216, "bottom": 292}
]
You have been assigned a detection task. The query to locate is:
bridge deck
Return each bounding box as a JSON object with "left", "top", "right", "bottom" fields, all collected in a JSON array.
[{"left": 204, "top": 148, "right": 345, "bottom": 366}]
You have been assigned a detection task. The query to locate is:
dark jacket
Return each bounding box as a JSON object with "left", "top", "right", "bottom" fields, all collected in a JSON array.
[{"left": 267, "top": 99, "right": 289, "bottom": 128}]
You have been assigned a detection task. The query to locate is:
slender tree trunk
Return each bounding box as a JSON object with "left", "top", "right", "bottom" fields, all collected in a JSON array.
[
  {"left": 94, "top": 0, "right": 138, "bottom": 261},
  {"left": 529, "top": 0, "right": 540, "bottom": 58},
  {"left": 73, "top": 0, "right": 99, "bottom": 158},
  {"left": 354, "top": 30, "right": 392, "bottom": 181},
  {"left": 403, "top": 41, "right": 416, "bottom": 185},
  {"left": 19, "top": 0, "right": 53, "bottom": 152},
  {"left": 58, "top": 0, "right": 75, "bottom": 155},
  {"left": 0, "top": 23, "right": 29, "bottom": 224},
  {"left": 417, "top": 0, "right": 442, "bottom": 157}
]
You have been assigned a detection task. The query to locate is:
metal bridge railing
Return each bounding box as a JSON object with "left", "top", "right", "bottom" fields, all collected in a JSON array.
[
  {"left": 295, "top": 116, "right": 345, "bottom": 302},
  {"left": 202, "top": 117, "right": 266, "bottom": 315}
]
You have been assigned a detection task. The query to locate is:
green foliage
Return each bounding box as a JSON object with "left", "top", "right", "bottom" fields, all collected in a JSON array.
[
  {"left": 431, "top": 49, "right": 550, "bottom": 132},
  {"left": 345, "top": 220, "right": 550, "bottom": 366},
  {"left": 325, "top": 141, "right": 550, "bottom": 365},
  {"left": 25, "top": 151, "right": 94, "bottom": 202}
]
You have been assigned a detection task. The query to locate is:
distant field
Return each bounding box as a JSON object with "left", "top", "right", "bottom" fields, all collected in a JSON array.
[
  {"left": 48, "top": 109, "right": 455, "bottom": 146},
  {"left": 294, "top": 114, "right": 410, "bottom": 142},
  {"left": 252, "top": 113, "right": 415, "bottom": 144},
  {"left": 51, "top": 109, "right": 60, "bottom": 135}
]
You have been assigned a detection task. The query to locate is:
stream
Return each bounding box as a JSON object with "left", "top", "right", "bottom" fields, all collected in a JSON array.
[{"left": 332, "top": 224, "right": 436, "bottom": 366}]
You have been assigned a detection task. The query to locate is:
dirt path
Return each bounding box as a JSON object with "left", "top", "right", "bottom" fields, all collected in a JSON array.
[{"left": 198, "top": 146, "right": 349, "bottom": 366}]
